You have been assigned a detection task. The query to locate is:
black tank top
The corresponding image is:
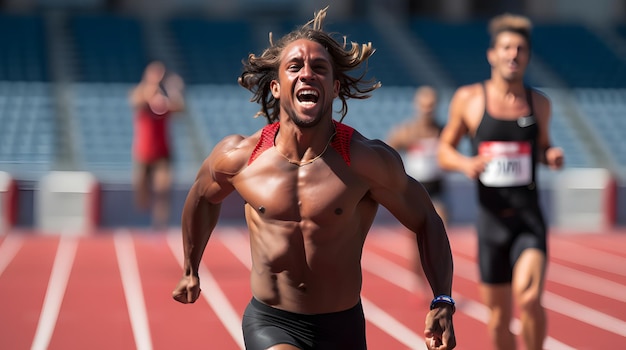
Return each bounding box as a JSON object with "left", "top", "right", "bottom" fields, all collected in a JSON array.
[{"left": 471, "top": 83, "right": 540, "bottom": 211}]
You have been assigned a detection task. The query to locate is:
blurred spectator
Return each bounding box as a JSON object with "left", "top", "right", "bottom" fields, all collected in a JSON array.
[
  {"left": 129, "top": 61, "right": 185, "bottom": 230},
  {"left": 387, "top": 86, "right": 448, "bottom": 225}
]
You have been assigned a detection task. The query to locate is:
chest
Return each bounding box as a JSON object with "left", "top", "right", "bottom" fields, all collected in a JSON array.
[
  {"left": 475, "top": 116, "right": 538, "bottom": 142},
  {"left": 234, "top": 157, "right": 368, "bottom": 222}
]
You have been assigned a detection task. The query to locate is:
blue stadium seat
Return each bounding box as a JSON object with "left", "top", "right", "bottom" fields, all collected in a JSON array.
[
  {"left": 574, "top": 88, "right": 626, "bottom": 166},
  {"left": 69, "top": 14, "right": 148, "bottom": 83},
  {"left": 0, "top": 82, "right": 55, "bottom": 177},
  {"left": 410, "top": 18, "right": 492, "bottom": 87},
  {"left": 169, "top": 18, "right": 260, "bottom": 85},
  {"left": 532, "top": 23, "right": 626, "bottom": 88},
  {"left": 0, "top": 14, "right": 49, "bottom": 81}
]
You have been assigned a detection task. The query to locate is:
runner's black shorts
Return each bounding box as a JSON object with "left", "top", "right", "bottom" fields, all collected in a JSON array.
[
  {"left": 477, "top": 205, "right": 547, "bottom": 284},
  {"left": 242, "top": 297, "right": 367, "bottom": 350}
]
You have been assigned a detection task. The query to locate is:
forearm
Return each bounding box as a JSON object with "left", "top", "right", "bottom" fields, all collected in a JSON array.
[
  {"left": 181, "top": 191, "right": 221, "bottom": 277},
  {"left": 418, "top": 212, "right": 453, "bottom": 297},
  {"left": 167, "top": 91, "right": 185, "bottom": 112},
  {"left": 438, "top": 143, "right": 468, "bottom": 173}
]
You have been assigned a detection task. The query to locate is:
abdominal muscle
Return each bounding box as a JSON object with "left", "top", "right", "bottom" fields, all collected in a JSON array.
[{"left": 246, "top": 209, "right": 368, "bottom": 315}]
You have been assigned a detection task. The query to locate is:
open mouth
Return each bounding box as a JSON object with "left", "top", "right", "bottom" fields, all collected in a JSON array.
[{"left": 297, "top": 89, "right": 319, "bottom": 105}]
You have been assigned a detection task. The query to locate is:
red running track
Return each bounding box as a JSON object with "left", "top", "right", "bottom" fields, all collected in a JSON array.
[{"left": 1, "top": 226, "right": 625, "bottom": 350}]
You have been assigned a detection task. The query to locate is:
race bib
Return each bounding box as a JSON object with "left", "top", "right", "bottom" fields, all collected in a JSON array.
[
  {"left": 479, "top": 141, "right": 532, "bottom": 187},
  {"left": 404, "top": 138, "right": 442, "bottom": 182}
]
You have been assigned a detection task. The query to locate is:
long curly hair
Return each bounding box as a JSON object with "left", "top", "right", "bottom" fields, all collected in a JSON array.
[{"left": 238, "top": 6, "right": 381, "bottom": 123}]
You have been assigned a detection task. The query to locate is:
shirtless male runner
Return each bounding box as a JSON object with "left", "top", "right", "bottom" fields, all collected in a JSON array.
[
  {"left": 438, "top": 14, "right": 564, "bottom": 350},
  {"left": 172, "top": 7, "right": 456, "bottom": 350}
]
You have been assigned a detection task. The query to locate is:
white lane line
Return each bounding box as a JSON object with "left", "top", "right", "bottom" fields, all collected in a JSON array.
[
  {"left": 452, "top": 253, "right": 626, "bottom": 338},
  {"left": 551, "top": 240, "right": 626, "bottom": 277},
  {"left": 547, "top": 264, "right": 626, "bottom": 303},
  {"left": 166, "top": 231, "right": 245, "bottom": 350},
  {"left": 218, "top": 228, "right": 428, "bottom": 349},
  {"left": 0, "top": 234, "right": 23, "bottom": 277},
  {"left": 114, "top": 230, "right": 153, "bottom": 350},
  {"left": 543, "top": 292, "right": 626, "bottom": 337},
  {"left": 361, "top": 297, "right": 427, "bottom": 350},
  {"left": 436, "top": 230, "right": 626, "bottom": 303},
  {"left": 31, "top": 236, "right": 78, "bottom": 350},
  {"left": 218, "top": 228, "right": 251, "bottom": 269},
  {"left": 366, "top": 232, "right": 576, "bottom": 350}
]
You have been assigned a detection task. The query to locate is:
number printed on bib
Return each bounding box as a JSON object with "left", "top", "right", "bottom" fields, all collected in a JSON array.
[{"left": 479, "top": 141, "right": 532, "bottom": 187}]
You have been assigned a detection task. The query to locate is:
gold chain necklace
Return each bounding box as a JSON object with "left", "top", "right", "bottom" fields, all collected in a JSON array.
[{"left": 274, "top": 127, "right": 337, "bottom": 167}]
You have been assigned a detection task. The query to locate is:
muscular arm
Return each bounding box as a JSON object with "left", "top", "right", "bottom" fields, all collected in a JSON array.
[
  {"left": 163, "top": 73, "right": 186, "bottom": 113},
  {"left": 439, "top": 85, "right": 489, "bottom": 179},
  {"left": 357, "top": 139, "right": 455, "bottom": 347},
  {"left": 173, "top": 136, "right": 244, "bottom": 303},
  {"left": 533, "top": 91, "right": 564, "bottom": 169},
  {"left": 358, "top": 139, "right": 453, "bottom": 296}
]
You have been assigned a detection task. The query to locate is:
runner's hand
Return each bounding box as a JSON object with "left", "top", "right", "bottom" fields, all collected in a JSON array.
[
  {"left": 172, "top": 274, "right": 201, "bottom": 304},
  {"left": 424, "top": 306, "right": 456, "bottom": 349}
]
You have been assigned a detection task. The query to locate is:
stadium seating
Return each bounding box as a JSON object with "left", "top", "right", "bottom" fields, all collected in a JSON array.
[
  {"left": 532, "top": 23, "right": 626, "bottom": 88},
  {"left": 0, "top": 13, "right": 49, "bottom": 82},
  {"left": 168, "top": 18, "right": 260, "bottom": 85},
  {"left": 410, "top": 18, "right": 493, "bottom": 87},
  {"left": 0, "top": 12, "right": 624, "bottom": 181},
  {"left": 0, "top": 82, "right": 56, "bottom": 178},
  {"left": 574, "top": 88, "right": 626, "bottom": 168},
  {"left": 68, "top": 13, "right": 148, "bottom": 82}
]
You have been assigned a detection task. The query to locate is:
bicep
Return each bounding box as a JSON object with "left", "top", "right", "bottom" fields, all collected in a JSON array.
[
  {"left": 535, "top": 93, "right": 553, "bottom": 151},
  {"left": 188, "top": 136, "right": 246, "bottom": 205},
  {"left": 365, "top": 145, "right": 434, "bottom": 232},
  {"left": 440, "top": 92, "right": 470, "bottom": 148}
]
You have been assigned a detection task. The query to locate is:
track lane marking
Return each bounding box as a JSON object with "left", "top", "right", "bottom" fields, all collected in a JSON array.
[
  {"left": 372, "top": 228, "right": 576, "bottom": 350},
  {"left": 114, "top": 230, "right": 153, "bottom": 350},
  {"left": 0, "top": 234, "right": 23, "bottom": 277},
  {"left": 166, "top": 230, "right": 245, "bottom": 349},
  {"left": 550, "top": 240, "right": 626, "bottom": 277},
  {"left": 31, "top": 236, "right": 77, "bottom": 350},
  {"left": 218, "top": 227, "right": 429, "bottom": 350}
]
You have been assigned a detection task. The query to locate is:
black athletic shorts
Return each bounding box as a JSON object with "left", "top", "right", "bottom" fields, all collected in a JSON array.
[
  {"left": 477, "top": 205, "right": 547, "bottom": 284},
  {"left": 242, "top": 297, "right": 367, "bottom": 350}
]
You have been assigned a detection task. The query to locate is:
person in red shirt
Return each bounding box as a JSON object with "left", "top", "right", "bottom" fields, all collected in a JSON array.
[{"left": 129, "top": 61, "right": 185, "bottom": 230}]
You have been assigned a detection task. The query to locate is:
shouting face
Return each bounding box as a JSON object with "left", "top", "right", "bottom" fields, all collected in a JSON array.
[{"left": 271, "top": 39, "right": 340, "bottom": 128}]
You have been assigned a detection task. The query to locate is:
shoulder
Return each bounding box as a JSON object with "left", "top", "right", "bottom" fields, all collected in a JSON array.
[
  {"left": 530, "top": 88, "right": 551, "bottom": 107},
  {"left": 529, "top": 87, "right": 551, "bottom": 120},
  {"left": 452, "top": 83, "right": 483, "bottom": 101},
  {"left": 203, "top": 129, "right": 262, "bottom": 177},
  {"left": 349, "top": 130, "right": 405, "bottom": 180},
  {"left": 448, "top": 83, "right": 483, "bottom": 122}
]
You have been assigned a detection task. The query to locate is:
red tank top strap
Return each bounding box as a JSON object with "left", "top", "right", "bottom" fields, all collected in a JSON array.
[
  {"left": 248, "top": 122, "right": 280, "bottom": 165},
  {"left": 331, "top": 120, "right": 354, "bottom": 166},
  {"left": 247, "top": 120, "right": 354, "bottom": 166}
]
